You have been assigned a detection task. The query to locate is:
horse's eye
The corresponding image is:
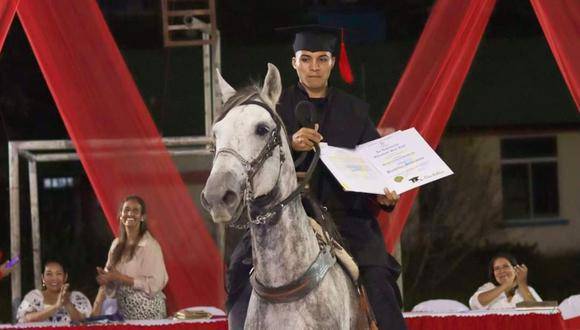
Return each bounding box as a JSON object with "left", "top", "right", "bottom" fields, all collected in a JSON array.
[{"left": 255, "top": 123, "right": 270, "bottom": 136}]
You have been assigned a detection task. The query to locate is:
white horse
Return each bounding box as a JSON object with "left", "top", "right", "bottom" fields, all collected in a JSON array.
[{"left": 201, "top": 64, "right": 366, "bottom": 329}]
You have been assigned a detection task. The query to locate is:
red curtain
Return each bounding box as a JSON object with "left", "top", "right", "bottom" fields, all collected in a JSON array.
[
  {"left": 377, "top": 0, "right": 496, "bottom": 253},
  {"left": 0, "top": 0, "right": 18, "bottom": 50},
  {"left": 16, "top": 0, "right": 223, "bottom": 311},
  {"left": 530, "top": 0, "right": 580, "bottom": 110}
]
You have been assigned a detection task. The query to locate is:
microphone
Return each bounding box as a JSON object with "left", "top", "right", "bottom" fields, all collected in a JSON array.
[
  {"left": 292, "top": 101, "right": 318, "bottom": 167},
  {"left": 294, "top": 100, "right": 317, "bottom": 129}
]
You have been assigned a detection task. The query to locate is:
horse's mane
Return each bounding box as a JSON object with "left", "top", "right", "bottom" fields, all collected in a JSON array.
[
  {"left": 215, "top": 83, "right": 289, "bottom": 146},
  {"left": 216, "top": 84, "right": 281, "bottom": 123}
]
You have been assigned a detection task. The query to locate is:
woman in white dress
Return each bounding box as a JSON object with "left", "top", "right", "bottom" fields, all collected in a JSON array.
[
  {"left": 469, "top": 253, "right": 541, "bottom": 310},
  {"left": 17, "top": 260, "right": 91, "bottom": 323}
]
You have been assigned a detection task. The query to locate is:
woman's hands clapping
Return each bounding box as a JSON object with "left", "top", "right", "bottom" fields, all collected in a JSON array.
[
  {"left": 514, "top": 264, "right": 529, "bottom": 286},
  {"left": 96, "top": 266, "right": 132, "bottom": 287},
  {"left": 96, "top": 267, "right": 119, "bottom": 285},
  {"left": 56, "top": 283, "right": 70, "bottom": 308}
]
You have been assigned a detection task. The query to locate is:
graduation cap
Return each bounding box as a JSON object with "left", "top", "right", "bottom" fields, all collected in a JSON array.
[{"left": 277, "top": 25, "right": 354, "bottom": 85}]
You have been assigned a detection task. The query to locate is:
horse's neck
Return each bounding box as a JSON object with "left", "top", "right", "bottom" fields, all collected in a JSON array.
[{"left": 249, "top": 160, "right": 320, "bottom": 287}]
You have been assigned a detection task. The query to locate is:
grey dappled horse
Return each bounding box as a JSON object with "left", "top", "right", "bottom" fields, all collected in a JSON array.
[{"left": 201, "top": 64, "right": 363, "bottom": 329}]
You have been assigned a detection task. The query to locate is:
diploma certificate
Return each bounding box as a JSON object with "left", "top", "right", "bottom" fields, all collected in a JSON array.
[{"left": 319, "top": 128, "right": 453, "bottom": 195}]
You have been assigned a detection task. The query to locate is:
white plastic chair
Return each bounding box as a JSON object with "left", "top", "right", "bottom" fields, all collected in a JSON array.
[
  {"left": 559, "top": 294, "right": 580, "bottom": 320},
  {"left": 412, "top": 299, "right": 470, "bottom": 313}
]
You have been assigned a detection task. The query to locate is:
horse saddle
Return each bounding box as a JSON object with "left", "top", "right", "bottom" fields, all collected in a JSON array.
[
  {"left": 308, "top": 217, "right": 359, "bottom": 284},
  {"left": 309, "top": 217, "right": 378, "bottom": 330}
]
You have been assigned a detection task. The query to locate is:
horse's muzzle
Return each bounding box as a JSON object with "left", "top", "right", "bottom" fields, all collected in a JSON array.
[{"left": 201, "top": 169, "right": 243, "bottom": 223}]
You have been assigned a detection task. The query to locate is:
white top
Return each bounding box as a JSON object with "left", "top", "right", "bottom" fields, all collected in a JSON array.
[
  {"left": 469, "top": 282, "right": 542, "bottom": 310},
  {"left": 105, "top": 231, "right": 168, "bottom": 297},
  {"left": 16, "top": 289, "right": 92, "bottom": 323},
  {"left": 559, "top": 294, "right": 580, "bottom": 320}
]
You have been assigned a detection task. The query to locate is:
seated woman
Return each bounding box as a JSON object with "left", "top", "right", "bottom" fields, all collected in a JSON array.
[
  {"left": 17, "top": 260, "right": 91, "bottom": 323},
  {"left": 94, "top": 195, "right": 168, "bottom": 320},
  {"left": 469, "top": 253, "right": 542, "bottom": 310}
]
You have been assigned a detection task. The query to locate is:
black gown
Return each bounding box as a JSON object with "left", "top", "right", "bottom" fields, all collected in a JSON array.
[{"left": 278, "top": 83, "right": 392, "bottom": 267}]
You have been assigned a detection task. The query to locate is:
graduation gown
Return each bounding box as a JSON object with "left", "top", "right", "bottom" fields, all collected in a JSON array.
[{"left": 277, "top": 83, "right": 396, "bottom": 268}]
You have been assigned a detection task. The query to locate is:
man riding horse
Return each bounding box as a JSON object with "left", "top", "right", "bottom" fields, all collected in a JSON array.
[{"left": 226, "top": 26, "right": 407, "bottom": 330}]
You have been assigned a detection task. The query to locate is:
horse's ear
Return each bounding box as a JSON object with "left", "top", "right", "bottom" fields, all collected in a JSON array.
[
  {"left": 261, "top": 63, "right": 282, "bottom": 105},
  {"left": 216, "top": 69, "right": 236, "bottom": 104}
]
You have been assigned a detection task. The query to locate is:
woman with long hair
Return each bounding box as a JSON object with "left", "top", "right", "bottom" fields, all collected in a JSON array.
[
  {"left": 93, "top": 195, "right": 168, "bottom": 319},
  {"left": 469, "top": 252, "right": 541, "bottom": 309},
  {"left": 17, "top": 260, "right": 91, "bottom": 323}
]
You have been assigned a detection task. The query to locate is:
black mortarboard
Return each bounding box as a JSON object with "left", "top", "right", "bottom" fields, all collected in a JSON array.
[
  {"left": 277, "top": 25, "right": 354, "bottom": 84},
  {"left": 278, "top": 25, "right": 339, "bottom": 54}
]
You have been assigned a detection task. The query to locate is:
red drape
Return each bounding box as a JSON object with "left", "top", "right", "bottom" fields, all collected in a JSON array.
[
  {"left": 530, "top": 0, "right": 580, "bottom": 110},
  {"left": 377, "top": 0, "right": 496, "bottom": 252},
  {"left": 0, "top": 0, "right": 18, "bottom": 50},
  {"left": 16, "top": 0, "right": 223, "bottom": 311}
]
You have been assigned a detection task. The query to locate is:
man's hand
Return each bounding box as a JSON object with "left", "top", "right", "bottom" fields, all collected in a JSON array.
[
  {"left": 378, "top": 127, "right": 395, "bottom": 137},
  {"left": 291, "top": 124, "right": 323, "bottom": 151},
  {"left": 377, "top": 188, "right": 399, "bottom": 207}
]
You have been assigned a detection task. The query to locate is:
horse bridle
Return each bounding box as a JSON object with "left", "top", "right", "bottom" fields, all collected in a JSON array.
[{"left": 207, "top": 95, "right": 319, "bottom": 229}]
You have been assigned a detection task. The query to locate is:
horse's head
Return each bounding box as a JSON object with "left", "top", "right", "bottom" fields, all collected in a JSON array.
[{"left": 201, "top": 64, "right": 291, "bottom": 225}]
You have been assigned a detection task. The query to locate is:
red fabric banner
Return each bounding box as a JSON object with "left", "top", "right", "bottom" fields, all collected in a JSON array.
[
  {"left": 16, "top": 0, "right": 223, "bottom": 311},
  {"left": 565, "top": 316, "right": 580, "bottom": 330},
  {"left": 0, "top": 321, "right": 228, "bottom": 330},
  {"left": 530, "top": 0, "right": 580, "bottom": 110},
  {"left": 377, "top": 0, "right": 496, "bottom": 252},
  {"left": 405, "top": 313, "right": 566, "bottom": 330},
  {"left": 0, "top": 0, "right": 18, "bottom": 50}
]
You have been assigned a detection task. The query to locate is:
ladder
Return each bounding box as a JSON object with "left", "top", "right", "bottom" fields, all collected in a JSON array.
[{"left": 161, "top": 0, "right": 221, "bottom": 136}]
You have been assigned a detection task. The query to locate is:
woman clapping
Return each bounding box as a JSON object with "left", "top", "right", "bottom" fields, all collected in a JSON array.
[
  {"left": 17, "top": 260, "right": 91, "bottom": 323},
  {"left": 94, "top": 195, "right": 168, "bottom": 320},
  {"left": 469, "top": 253, "right": 541, "bottom": 310}
]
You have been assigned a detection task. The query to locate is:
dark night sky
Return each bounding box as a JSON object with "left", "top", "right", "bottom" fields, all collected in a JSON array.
[{"left": 0, "top": 0, "right": 551, "bottom": 142}]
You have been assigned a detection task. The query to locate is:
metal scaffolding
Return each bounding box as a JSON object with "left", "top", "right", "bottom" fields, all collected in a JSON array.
[
  {"left": 6, "top": 0, "right": 224, "bottom": 319},
  {"left": 8, "top": 137, "right": 213, "bottom": 318}
]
